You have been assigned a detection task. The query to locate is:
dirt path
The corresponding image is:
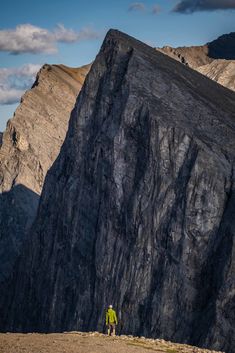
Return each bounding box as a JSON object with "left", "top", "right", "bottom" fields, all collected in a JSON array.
[{"left": 0, "top": 332, "right": 223, "bottom": 353}]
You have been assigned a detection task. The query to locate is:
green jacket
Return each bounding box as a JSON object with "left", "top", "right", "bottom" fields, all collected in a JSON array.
[{"left": 106, "top": 308, "right": 118, "bottom": 324}]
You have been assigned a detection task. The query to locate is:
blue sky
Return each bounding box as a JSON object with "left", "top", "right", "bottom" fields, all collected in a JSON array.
[{"left": 0, "top": 0, "right": 235, "bottom": 131}]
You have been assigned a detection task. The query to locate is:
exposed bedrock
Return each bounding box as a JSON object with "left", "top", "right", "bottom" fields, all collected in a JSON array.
[{"left": 0, "top": 63, "right": 90, "bottom": 282}]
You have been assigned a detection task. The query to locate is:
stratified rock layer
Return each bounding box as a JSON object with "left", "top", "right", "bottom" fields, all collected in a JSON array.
[
  {"left": 0, "top": 63, "right": 90, "bottom": 281},
  {"left": 197, "top": 60, "right": 235, "bottom": 92},
  {"left": 4, "top": 30, "right": 235, "bottom": 353}
]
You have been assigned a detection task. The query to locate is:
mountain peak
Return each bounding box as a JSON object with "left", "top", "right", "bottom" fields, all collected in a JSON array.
[
  {"left": 208, "top": 32, "right": 235, "bottom": 59},
  {"left": 102, "top": 28, "right": 155, "bottom": 54}
]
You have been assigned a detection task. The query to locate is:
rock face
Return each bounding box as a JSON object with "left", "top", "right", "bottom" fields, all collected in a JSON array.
[
  {"left": 197, "top": 60, "right": 235, "bottom": 92},
  {"left": 0, "top": 63, "right": 90, "bottom": 282},
  {"left": 159, "top": 32, "right": 235, "bottom": 91},
  {"left": 3, "top": 30, "right": 235, "bottom": 353}
]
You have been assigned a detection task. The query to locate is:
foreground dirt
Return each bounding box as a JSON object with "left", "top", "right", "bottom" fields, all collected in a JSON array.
[{"left": 0, "top": 332, "right": 224, "bottom": 353}]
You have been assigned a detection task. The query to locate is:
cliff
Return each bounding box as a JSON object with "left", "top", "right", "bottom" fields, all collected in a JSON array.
[
  {"left": 0, "top": 63, "right": 90, "bottom": 282},
  {"left": 2, "top": 30, "right": 235, "bottom": 353}
]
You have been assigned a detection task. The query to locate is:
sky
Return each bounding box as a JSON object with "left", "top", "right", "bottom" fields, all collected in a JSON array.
[{"left": 0, "top": 0, "right": 235, "bottom": 131}]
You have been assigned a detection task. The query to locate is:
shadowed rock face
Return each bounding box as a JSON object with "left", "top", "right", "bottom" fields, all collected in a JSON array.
[
  {"left": 208, "top": 32, "right": 235, "bottom": 60},
  {"left": 0, "top": 63, "right": 90, "bottom": 282},
  {"left": 3, "top": 30, "right": 235, "bottom": 353},
  {"left": 159, "top": 32, "right": 235, "bottom": 92}
]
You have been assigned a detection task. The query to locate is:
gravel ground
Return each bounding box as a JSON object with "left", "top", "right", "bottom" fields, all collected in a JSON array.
[{"left": 0, "top": 332, "right": 224, "bottom": 353}]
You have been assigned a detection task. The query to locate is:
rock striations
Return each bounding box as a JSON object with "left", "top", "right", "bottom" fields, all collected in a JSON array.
[
  {"left": 159, "top": 32, "right": 235, "bottom": 92},
  {"left": 0, "top": 63, "right": 90, "bottom": 282},
  {"left": 2, "top": 30, "right": 235, "bottom": 353},
  {"left": 197, "top": 60, "right": 235, "bottom": 92}
]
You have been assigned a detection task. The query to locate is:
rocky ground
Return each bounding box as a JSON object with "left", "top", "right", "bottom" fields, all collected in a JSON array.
[{"left": 0, "top": 332, "right": 225, "bottom": 353}]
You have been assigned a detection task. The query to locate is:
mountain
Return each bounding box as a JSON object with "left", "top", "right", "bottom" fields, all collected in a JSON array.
[
  {"left": 3, "top": 30, "right": 235, "bottom": 353},
  {"left": 0, "top": 31, "right": 234, "bottom": 286},
  {"left": 159, "top": 32, "right": 235, "bottom": 91},
  {"left": 0, "top": 63, "right": 90, "bottom": 282}
]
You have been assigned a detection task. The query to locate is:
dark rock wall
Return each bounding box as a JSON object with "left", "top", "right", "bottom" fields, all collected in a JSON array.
[
  {"left": 208, "top": 32, "right": 235, "bottom": 60},
  {"left": 3, "top": 30, "right": 235, "bottom": 353}
]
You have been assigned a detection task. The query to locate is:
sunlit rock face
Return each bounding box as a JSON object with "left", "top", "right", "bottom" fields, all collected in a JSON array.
[
  {"left": 0, "top": 63, "right": 90, "bottom": 282},
  {"left": 3, "top": 30, "right": 235, "bottom": 353}
]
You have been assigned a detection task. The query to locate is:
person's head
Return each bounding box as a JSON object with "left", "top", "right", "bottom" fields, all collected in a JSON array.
[{"left": 109, "top": 304, "right": 113, "bottom": 309}]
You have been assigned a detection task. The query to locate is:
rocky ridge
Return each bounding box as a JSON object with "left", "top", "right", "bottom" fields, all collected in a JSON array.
[
  {"left": 0, "top": 332, "right": 225, "bottom": 353},
  {"left": 0, "top": 63, "right": 90, "bottom": 282},
  {"left": 158, "top": 32, "right": 235, "bottom": 91},
  {"left": 158, "top": 44, "right": 212, "bottom": 68},
  {"left": 3, "top": 29, "right": 235, "bottom": 353}
]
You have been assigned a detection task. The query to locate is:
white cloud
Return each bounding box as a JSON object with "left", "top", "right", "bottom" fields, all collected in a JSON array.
[
  {"left": 128, "top": 2, "right": 146, "bottom": 11},
  {"left": 0, "top": 64, "right": 41, "bottom": 104},
  {"left": 0, "top": 24, "right": 99, "bottom": 55},
  {"left": 0, "top": 88, "right": 25, "bottom": 105},
  {"left": 152, "top": 4, "right": 161, "bottom": 14},
  {"left": 0, "top": 64, "right": 41, "bottom": 81}
]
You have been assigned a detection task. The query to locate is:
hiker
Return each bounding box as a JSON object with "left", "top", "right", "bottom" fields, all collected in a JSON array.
[{"left": 106, "top": 305, "right": 118, "bottom": 336}]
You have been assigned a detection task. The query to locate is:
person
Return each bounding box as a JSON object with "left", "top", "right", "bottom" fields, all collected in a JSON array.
[{"left": 106, "top": 305, "right": 118, "bottom": 336}]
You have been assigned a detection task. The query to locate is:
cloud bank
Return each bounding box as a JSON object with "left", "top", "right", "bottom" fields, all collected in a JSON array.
[
  {"left": 173, "top": 0, "right": 235, "bottom": 13},
  {"left": 128, "top": 2, "right": 146, "bottom": 11},
  {"left": 0, "top": 24, "right": 99, "bottom": 55},
  {"left": 0, "top": 64, "right": 41, "bottom": 104}
]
